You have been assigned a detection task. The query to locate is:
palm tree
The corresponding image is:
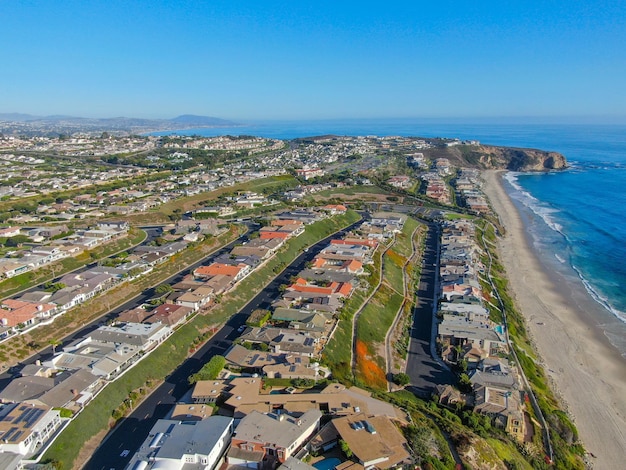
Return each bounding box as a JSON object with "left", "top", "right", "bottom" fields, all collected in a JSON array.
[{"left": 49, "top": 339, "right": 61, "bottom": 354}]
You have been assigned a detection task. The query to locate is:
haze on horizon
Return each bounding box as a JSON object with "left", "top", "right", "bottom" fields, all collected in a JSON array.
[{"left": 2, "top": 0, "right": 625, "bottom": 122}]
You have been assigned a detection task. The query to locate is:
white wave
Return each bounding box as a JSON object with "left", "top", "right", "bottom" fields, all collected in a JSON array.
[
  {"left": 572, "top": 264, "right": 626, "bottom": 325},
  {"left": 554, "top": 253, "right": 566, "bottom": 264},
  {"left": 504, "top": 172, "right": 566, "bottom": 238},
  {"left": 503, "top": 172, "right": 523, "bottom": 191}
]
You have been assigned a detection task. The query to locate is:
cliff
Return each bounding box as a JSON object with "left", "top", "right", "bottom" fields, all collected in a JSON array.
[{"left": 423, "top": 144, "right": 568, "bottom": 171}]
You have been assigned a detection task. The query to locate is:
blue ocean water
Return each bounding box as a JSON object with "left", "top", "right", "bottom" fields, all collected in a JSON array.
[{"left": 153, "top": 120, "right": 626, "bottom": 354}]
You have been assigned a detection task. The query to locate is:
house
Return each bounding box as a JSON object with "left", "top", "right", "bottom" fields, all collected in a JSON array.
[
  {"left": 174, "top": 286, "right": 213, "bottom": 312},
  {"left": 0, "top": 227, "right": 21, "bottom": 238},
  {"left": 46, "top": 322, "right": 172, "bottom": 380},
  {"left": 39, "top": 225, "right": 69, "bottom": 238},
  {"left": 221, "top": 378, "right": 402, "bottom": 420},
  {"left": 223, "top": 344, "right": 319, "bottom": 379},
  {"left": 126, "top": 416, "right": 233, "bottom": 470},
  {"left": 259, "top": 229, "right": 291, "bottom": 241},
  {"left": 0, "top": 259, "right": 31, "bottom": 279},
  {"left": 198, "top": 218, "right": 221, "bottom": 235},
  {"left": 387, "top": 175, "right": 411, "bottom": 188},
  {"left": 191, "top": 380, "right": 230, "bottom": 404},
  {"left": 286, "top": 278, "right": 353, "bottom": 299},
  {"left": 279, "top": 456, "right": 317, "bottom": 470},
  {"left": 37, "top": 369, "right": 101, "bottom": 409},
  {"left": 227, "top": 409, "right": 322, "bottom": 467},
  {"left": 147, "top": 303, "right": 193, "bottom": 326},
  {"left": 312, "top": 257, "right": 363, "bottom": 275},
  {"left": 437, "top": 318, "right": 507, "bottom": 357},
  {"left": 0, "top": 402, "right": 63, "bottom": 456},
  {"left": 473, "top": 385, "right": 525, "bottom": 441},
  {"left": 237, "top": 328, "right": 318, "bottom": 357},
  {"left": 321, "top": 204, "right": 347, "bottom": 214},
  {"left": 0, "top": 299, "right": 56, "bottom": 328},
  {"left": 97, "top": 220, "right": 129, "bottom": 232},
  {"left": 295, "top": 168, "right": 324, "bottom": 180},
  {"left": 203, "top": 274, "right": 233, "bottom": 295},
  {"left": 89, "top": 322, "right": 172, "bottom": 351},
  {"left": 324, "top": 413, "right": 410, "bottom": 470},
  {"left": 117, "top": 307, "right": 151, "bottom": 324},
  {"left": 194, "top": 262, "right": 250, "bottom": 282},
  {"left": 231, "top": 237, "right": 283, "bottom": 259}
]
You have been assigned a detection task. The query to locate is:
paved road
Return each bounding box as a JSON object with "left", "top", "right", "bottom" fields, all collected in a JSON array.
[
  {"left": 405, "top": 222, "right": 455, "bottom": 398},
  {"left": 84, "top": 219, "right": 363, "bottom": 470}
]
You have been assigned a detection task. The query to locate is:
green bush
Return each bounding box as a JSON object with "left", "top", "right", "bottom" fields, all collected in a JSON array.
[{"left": 188, "top": 355, "right": 226, "bottom": 384}]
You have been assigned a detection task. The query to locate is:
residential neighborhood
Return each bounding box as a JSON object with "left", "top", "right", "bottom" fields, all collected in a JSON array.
[{"left": 0, "top": 130, "right": 577, "bottom": 470}]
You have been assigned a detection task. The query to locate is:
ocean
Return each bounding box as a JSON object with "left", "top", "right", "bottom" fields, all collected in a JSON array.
[{"left": 152, "top": 120, "right": 626, "bottom": 356}]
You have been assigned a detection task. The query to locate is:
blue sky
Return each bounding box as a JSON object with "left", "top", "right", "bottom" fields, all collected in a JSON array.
[{"left": 2, "top": 0, "right": 625, "bottom": 121}]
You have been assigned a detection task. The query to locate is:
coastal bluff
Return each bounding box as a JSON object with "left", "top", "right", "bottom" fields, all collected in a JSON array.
[{"left": 423, "top": 143, "right": 568, "bottom": 171}]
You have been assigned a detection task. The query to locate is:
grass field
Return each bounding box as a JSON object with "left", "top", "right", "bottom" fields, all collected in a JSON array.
[{"left": 352, "top": 217, "right": 422, "bottom": 389}]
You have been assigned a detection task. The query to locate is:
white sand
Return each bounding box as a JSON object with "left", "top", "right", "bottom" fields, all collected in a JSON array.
[{"left": 482, "top": 170, "right": 626, "bottom": 468}]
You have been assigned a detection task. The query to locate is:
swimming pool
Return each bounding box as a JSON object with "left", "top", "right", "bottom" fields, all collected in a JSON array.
[{"left": 313, "top": 458, "right": 341, "bottom": 470}]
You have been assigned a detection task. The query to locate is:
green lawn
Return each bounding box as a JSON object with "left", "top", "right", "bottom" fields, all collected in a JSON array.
[
  {"left": 394, "top": 217, "right": 419, "bottom": 258},
  {"left": 322, "top": 246, "right": 384, "bottom": 383},
  {"left": 356, "top": 284, "right": 404, "bottom": 345},
  {"left": 383, "top": 252, "right": 405, "bottom": 294}
]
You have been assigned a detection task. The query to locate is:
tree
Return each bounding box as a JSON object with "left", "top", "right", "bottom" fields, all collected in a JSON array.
[
  {"left": 339, "top": 439, "right": 353, "bottom": 458},
  {"left": 44, "top": 282, "right": 66, "bottom": 293},
  {"left": 458, "top": 373, "right": 472, "bottom": 393},
  {"left": 393, "top": 372, "right": 410, "bottom": 386},
  {"left": 49, "top": 339, "right": 61, "bottom": 354},
  {"left": 188, "top": 355, "right": 226, "bottom": 384},
  {"left": 155, "top": 284, "right": 173, "bottom": 296},
  {"left": 5, "top": 234, "right": 30, "bottom": 247}
]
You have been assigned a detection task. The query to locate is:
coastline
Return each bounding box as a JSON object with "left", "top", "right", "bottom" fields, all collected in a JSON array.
[{"left": 482, "top": 170, "right": 626, "bottom": 468}]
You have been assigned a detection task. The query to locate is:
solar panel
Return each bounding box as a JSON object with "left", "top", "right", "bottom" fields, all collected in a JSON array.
[
  {"left": 13, "top": 408, "right": 32, "bottom": 424},
  {"left": 3, "top": 427, "right": 18, "bottom": 441},
  {"left": 11, "top": 430, "right": 23, "bottom": 442},
  {"left": 25, "top": 409, "right": 44, "bottom": 428}
]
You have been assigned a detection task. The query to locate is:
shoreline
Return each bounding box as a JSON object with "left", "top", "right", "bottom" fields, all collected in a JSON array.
[{"left": 482, "top": 170, "right": 626, "bottom": 468}]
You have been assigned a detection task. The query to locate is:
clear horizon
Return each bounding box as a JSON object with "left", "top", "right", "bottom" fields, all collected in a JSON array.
[{"left": 2, "top": 1, "right": 625, "bottom": 121}]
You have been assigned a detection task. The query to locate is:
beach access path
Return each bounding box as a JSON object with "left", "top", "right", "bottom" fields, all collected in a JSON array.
[{"left": 482, "top": 170, "right": 626, "bottom": 469}]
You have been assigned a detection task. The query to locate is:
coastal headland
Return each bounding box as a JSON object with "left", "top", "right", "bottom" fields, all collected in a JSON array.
[{"left": 483, "top": 170, "right": 626, "bottom": 468}]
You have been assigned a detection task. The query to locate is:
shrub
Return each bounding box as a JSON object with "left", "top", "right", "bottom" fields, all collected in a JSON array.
[{"left": 188, "top": 355, "right": 226, "bottom": 384}]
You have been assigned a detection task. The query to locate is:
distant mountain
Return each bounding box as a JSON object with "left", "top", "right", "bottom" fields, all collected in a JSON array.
[
  {"left": 171, "top": 115, "right": 237, "bottom": 126},
  {"left": 0, "top": 113, "right": 240, "bottom": 136},
  {"left": 0, "top": 113, "right": 42, "bottom": 121}
]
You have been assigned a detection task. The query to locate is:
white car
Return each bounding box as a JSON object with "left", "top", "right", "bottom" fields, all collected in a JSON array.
[{"left": 120, "top": 450, "right": 130, "bottom": 457}]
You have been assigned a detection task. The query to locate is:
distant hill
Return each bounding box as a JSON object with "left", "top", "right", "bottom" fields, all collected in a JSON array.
[
  {"left": 0, "top": 113, "right": 239, "bottom": 136},
  {"left": 0, "top": 113, "right": 42, "bottom": 122},
  {"left": 171, "top": 115, "right": 237, "bottom": 126}
]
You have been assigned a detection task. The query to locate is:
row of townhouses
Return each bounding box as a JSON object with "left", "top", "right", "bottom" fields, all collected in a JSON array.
[{"left": 436, "top": 219, "right": 526, "bottom": 441}]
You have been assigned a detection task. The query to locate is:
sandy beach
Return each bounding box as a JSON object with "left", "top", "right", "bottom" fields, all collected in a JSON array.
[{"left": 482, "top": 170, "right": 626, "bottom": 469}]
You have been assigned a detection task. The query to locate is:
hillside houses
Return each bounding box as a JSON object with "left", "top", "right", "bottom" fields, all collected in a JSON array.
[
  {"left": 44, "top": 322, "right": 172, "bottom": 380},
  {"left": 435, "top": 219, "right": 524, "bottom": 440}
]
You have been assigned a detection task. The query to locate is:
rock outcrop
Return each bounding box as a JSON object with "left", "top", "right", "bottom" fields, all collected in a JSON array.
[{"left": 423, "top": 144, "right": 568, "bottom": 172}]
